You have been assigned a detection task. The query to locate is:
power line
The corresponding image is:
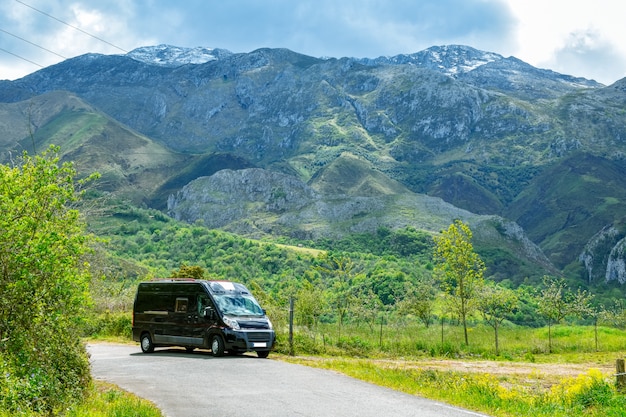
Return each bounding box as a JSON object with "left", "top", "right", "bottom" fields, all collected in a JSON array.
[
  {"left": 14, "top": 0, "right": 128, "bottom": 54},
  {"left": 0, "top": 46, "right": 43, "bottom": 67},
  {"left": 0, "top": 27, "right": 67, "bottom": 59}
]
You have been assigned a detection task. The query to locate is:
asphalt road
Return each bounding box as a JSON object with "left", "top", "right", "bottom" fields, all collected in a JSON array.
[{"left": 88, "top": 343, "right": 490, "bottom": 417}]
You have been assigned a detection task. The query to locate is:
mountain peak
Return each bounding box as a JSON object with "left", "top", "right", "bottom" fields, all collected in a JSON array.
[
  {"left": 413, "top": 45, "right": 504, "bottom": 75},
  {"left": 126, "top": 44, "right": 233, "bottom": 67},
  {"left": 358, "top": 44, "right": 503, "bottom": 76}
]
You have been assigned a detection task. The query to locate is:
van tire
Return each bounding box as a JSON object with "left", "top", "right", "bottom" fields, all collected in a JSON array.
[
  {"left": 257, "top": 350, "right": 270, "bottom": 358},
  {"left": 140, "top": 333, "right": 154, "bottom": 353},
  {"left": 210, "top": 335, "right": 225, "bottom": 357}
]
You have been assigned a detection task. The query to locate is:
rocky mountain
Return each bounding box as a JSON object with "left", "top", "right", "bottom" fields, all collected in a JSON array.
[
  {"left": 359, "top": 45, "right": 602, "bottom": 100},
  {"left": 126, "top": 44, "right": 233, "bottom": 67},
  {"left": 1, "top": 44, "right": 625, "bottom": 285}
]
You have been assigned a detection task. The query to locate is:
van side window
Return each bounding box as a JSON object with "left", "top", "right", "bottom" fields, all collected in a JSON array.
[
  {"left": 197, "top": 294, "right": 213, "bottom": 314},
  {"left": 175, "top": 297, "right": 188, "bottom": 313}
]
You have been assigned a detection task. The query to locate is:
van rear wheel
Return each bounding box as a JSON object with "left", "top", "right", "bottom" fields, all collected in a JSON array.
[
  {"left": 140, "top": 333, "right": 154, "bottom": 353},
  {"left": 210, "top": 335, "right": 225, "bottom": 357}
]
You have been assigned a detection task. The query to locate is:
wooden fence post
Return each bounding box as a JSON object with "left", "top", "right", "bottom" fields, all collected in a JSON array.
[
  {"left": 616, "top": 359, "right": 626, "bottom": 392},
  {"left": 288, "top": 296, "right": 295, "bottom": 356}
]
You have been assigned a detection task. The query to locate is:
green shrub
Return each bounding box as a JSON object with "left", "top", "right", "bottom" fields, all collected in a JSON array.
[
  {"left": 0, "top": 148, "right": 96, "bottom": 414},
  {"left": 82, "top": 312, "right": 132, "bottom": 339},
  {"left": 0, "top": 332, "right": 91, "bottom": 415}
]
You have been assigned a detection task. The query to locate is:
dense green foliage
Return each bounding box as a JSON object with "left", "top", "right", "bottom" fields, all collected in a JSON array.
[
  {"left": 0, "top": 147, "right": 97, "bottom": 415},
  {"left": 295, "top": 226, "right": 434, "bottom": 260},
  {"left": 89, "top": 203, "right": 434, "bottom": 312},
  {"left": 88, "top": 203, "right": 626, "bottom": 331}
]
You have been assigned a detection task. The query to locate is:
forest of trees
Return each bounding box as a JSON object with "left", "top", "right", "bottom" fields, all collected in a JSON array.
[{"left": 90, "top": 202, "right": 622, "bottom": 339}]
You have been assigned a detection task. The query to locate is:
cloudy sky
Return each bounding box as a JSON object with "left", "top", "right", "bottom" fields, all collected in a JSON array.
[{"left": 1, "top": 0, "right": 625, "bottom": 85}]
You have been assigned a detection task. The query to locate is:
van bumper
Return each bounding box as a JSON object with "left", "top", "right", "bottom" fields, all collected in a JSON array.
[{"left": 222, "top": 328, "right": 275, "bottom": 352}]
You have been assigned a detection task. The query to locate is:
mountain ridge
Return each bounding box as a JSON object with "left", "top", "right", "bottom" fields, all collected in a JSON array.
[{"left": 1, "top": 44, "right": 625, "bottom": 286}]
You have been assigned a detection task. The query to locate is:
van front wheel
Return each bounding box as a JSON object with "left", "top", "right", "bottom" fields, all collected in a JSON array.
[
  {"left": 140, "top": 333, "right": 154, "bottom": 353},
  {"left": 210, "top": 335, "right": 225, "bottom": 357}
]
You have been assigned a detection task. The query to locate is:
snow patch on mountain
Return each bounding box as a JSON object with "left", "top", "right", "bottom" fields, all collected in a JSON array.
[
  {"left": 358, "top": 45, "right": 503, "bottom": 77},
  {"left": 127, "top": 44, "right": 233, "bottom": 67}
]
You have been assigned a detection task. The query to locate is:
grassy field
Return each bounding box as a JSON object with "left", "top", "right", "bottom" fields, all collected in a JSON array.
[
  {"left": 280, "top": 355, "right": 626, "bottom": 417},
  {"left": 272, "top": 320, "right": 626, "bottom": 359},
  {"left": 271, "top": 322, "right": 626, "bottom": 416}
]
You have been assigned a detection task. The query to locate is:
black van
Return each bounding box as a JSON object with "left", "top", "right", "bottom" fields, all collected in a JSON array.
[{"left": 132, "top": 279, "right": 275, "bottom": 358}]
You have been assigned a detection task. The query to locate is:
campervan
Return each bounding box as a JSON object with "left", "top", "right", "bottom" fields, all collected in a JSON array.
[{"left": 132, "top": 279, "right": 275, "bottom": 358}]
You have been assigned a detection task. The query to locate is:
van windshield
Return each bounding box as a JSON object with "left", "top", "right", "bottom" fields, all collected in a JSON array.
[{"left": 213, "top": 293, "right": 264, "bottom": 317}]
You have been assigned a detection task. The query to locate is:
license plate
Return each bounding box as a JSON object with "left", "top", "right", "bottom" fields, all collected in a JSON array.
[{"left": 253, "top": 342, "right": 267, "bottom": 348}]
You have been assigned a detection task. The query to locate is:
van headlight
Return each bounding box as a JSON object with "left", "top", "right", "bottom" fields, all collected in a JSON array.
[
  {"left": 223, "top": 316, "right": 240, "bottom": 330},
  {"left": 267, "top": 318, "right": 273, "bottom": 330}
]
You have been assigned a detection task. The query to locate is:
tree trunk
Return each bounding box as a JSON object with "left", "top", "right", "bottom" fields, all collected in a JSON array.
[
  {"left": 494, "top": 322, "right": 499, "bottom": 356},
  {"left": 462, "top": 314, "right": 469, "bottom": 346},
  {"left": 548, "top": 320, "right": 552, "bottom": 354}
]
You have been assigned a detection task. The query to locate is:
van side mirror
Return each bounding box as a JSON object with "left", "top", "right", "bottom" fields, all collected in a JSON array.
[{"left": 203, "top": 307, "right": 216, "bottom": 320}]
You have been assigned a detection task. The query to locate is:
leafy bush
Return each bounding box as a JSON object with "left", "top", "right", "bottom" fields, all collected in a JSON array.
[
  {"left": 82, "top": 312, "right": 132, "bottom": 339},
  {"left": 0, "top": 332, "right": 91, "bottom": 415},
  {"left": 0, "top": 147, "right": 96, "bottom": 414}
]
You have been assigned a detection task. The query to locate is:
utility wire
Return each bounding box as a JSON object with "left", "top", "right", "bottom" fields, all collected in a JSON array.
[
  {"left": 14, "top": 0, "right": 128, "bottom": 53},
  {"left": 0, "top": 46, "right": 43, "bottom": 67},
  {"left": 0, "top": 27, "right": 67, "bottom": 59}
]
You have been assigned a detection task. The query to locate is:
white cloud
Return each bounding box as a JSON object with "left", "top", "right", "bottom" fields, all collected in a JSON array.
[
  {"left": 547, "top": 28, "right": 626, "bottom": 83},
  {"left": 505, "top": 0, "right": 626, "bottom": 83}
]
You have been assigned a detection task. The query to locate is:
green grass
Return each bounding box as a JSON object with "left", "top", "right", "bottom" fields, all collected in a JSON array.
[
  {"left": 281, "top": 356, "right": 626, "bottom": 417},
  {"left": 0, "top": 382, "right": 163, "bottom": 417},
  {"left": 273, "top": 321, "right": 626, "bottom": 360},
  {"left": 65, "top": 382, "right": 163, "bottom": 417},
  {"left": 270, "top": 321, "right": 626, "bottom": 416}
]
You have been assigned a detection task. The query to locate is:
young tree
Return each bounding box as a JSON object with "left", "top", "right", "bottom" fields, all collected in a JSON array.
[
  {"left": 0, "top": 146, "right": 98, "bottom": 414},
  {"left": 433, "top": 220, "right": 485, "bottom": 345},
  {"left": 397, "top": 278, "right": 437, "bottom": 328},
  {"left": 477, "top": 283, "right": 518, "bottom": 355},
  {"left": 536, "top": 275, "right": 592, "bottom": 353},
  {"left": 315, "top": 253, "right": 356, "bottom": 339},
  {"left": 351, "top": 286, "right": 383, "bottom": 331},
  {"left": 295, "top": 280, "right": 327, "bottom": 332}
]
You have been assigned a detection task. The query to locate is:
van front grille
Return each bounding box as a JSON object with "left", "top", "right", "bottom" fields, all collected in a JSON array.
[{"left": 246, "top": 331, "right": 272, "bottom": 342}]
